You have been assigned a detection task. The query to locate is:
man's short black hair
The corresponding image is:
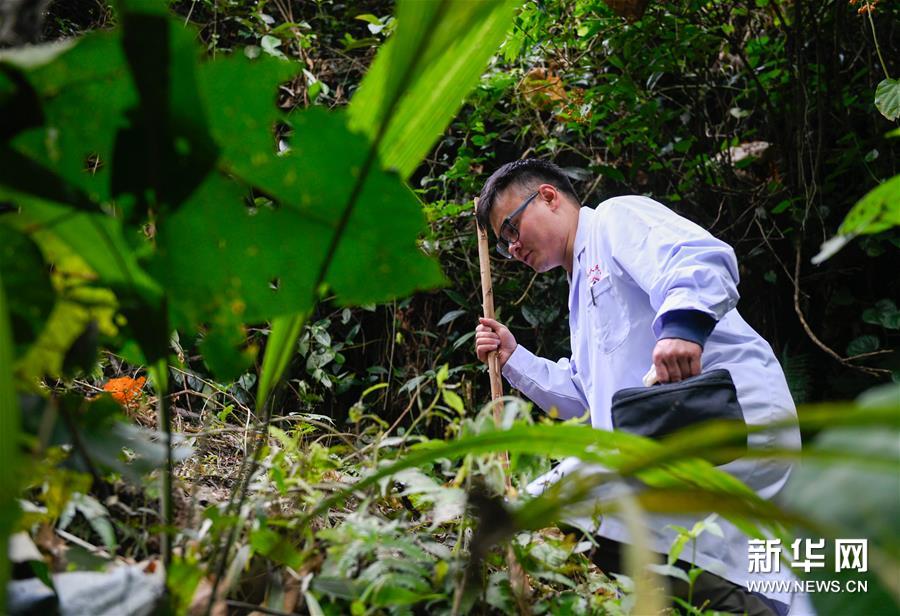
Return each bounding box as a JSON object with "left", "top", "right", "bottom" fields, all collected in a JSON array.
[{"left": 476, "top": 158, "right": 581, "bottom": 230}]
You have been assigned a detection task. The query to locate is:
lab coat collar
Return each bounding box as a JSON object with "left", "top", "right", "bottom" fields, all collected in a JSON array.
[
  {"left": 567, "top": 206, "right": 594, "bottom": 310},
  {"left": 573, "top": 206, "right": 593, "bottom": 264}
]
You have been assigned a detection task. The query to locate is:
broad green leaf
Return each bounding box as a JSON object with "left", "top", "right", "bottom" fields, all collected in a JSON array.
[
  {"left": 0, "top": 211, "right": 122, "bottom": 384},
  {"left": 198, "top": 318, "right": 256, "bottom": 382},
  {"left": 5, "top": 200, "right": 160, "bottom": 297},
  {"left": 348, "top": 0, "right": 519, "bottom": 179},
  {"left": 4, "top": 200, "right": 166, "bottom": 363},
  {"left": 148, "top": 172, "right": 329, "bottom": 329},
  {"left": 195, "top": 54, "right": 300, "bottom": 202},
  {"left": 0, "top": 226, "right": 55, "bottom": 357},
  {"left": 875, "top": 78, "right": 900, "bottom": 122},
  {"left": 812, "top": 174, "right": 900, "bottom": 264},
  {"left": 327, "top": 161, "right": 446, "bottom": 305},
  {"left": 5, "top": 32, "right": 136, "bottom": 205},
  {"left": 0, "top": 65, "right": 42, "bottom": 141},
  {"left": 15, "top": 288, "right": 115, "bottom": 386},
  {"left": 113, "top": 8, "right": 218, "bottom": 219}
]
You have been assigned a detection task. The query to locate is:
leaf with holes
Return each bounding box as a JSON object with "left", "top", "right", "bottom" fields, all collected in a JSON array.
[{"left": 2, "top": 32, "right": 135, "bottom": 205}]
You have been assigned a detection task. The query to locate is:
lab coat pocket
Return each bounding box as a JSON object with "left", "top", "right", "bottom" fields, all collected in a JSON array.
[{"left": 589, "top": 277, "right": 629, "bottom": 353}]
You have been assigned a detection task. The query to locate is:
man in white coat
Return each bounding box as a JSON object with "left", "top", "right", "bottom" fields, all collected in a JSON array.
[{"left": 474, "top": 159, "right": 804, "bottom": 615}]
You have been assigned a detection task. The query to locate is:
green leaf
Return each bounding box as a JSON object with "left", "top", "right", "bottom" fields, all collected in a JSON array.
[
  {"left": 113, "top": 9, "right": 218, "bottom": 219},
  {"left": 355, "top": 14, "right": 382, "bottom": 26},
  {"left": 0, "top": 270, "right": 20, "bottom": 609},
  {"left": 875, "top": 78, "right": 900, "bottom": 121},
  {"left": 442, "top": 388, "right": 465, "bottom": 415},
  {"left": 167, "top": 558, "right": 204, "bottom": 614},
  {"left": 437, "top": 309, "right": 467, "bottom": 327},
  {"left": 647, "top": 563, "right": 690, "bottom": 583},
  {"left": 812, "top": 175, "right": 900, "bottom": 264},
  {"left": 436, "top": 363, "right": 450, "bottom": 388},
  {"left": 0, "top": 215, "right": 125, "bottom": 383},
  {"left": 666, "top": 534, "right": 690, "bottom": 566},
  {"left": 0, "top": 226, "right": 55, "bottom": 358},
  {"left": 781, "top": 425, "right": 900, "bottom": 616},
  {"left": 3, "top": 200, "right": 165, "bottom": 369},
  {"left": 257, "top": 313, "right": 307, "bottom": 409},
  {"left": 347, "top": 0, "right": 519, "bottom": 180},
  {"left": 197, "top": 56, "right": 446, "bottom": 306},
  {"left": 370, "top": 584, "right": 442, "bottom": 608},
  {"left": 260, "top": 35, "right": 286, "bottom": 59},
  {"left": 67, "top": 493, "right": 117, "bottom": 551},
  {"left": 148, "top": 172, "right": 327, "bottom": 330},
  {"left": 838, "top": 175, "right": 900, "bottom": 237},
  {"left": 846, "top": 335, "right": 879, "bottom": 357},
  {"left": 5, "top": 32, "right": 136, "bottom": 204},
  {"left": 199, "top": 318, "right": 256, "bottom": 382},
  {"left": 862, "top": 299, "right": 900, "bottom": 330},
  {"left": 771, "top": 199, "right": 792, "bottom": 214},
  {"left": 5, "top": 200, "right": 160, "bottom": 298},
  {"left": 195, "top": 53, "right": 297, "bottom": 191},
  {"left": 304, "top": 422, "right": 763, "bottom": 527},
  {"left": 250, "top": 527, "right": 304, "bottom": 569}
]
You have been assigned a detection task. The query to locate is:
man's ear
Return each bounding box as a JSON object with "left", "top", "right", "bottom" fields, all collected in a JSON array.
[{"left": 538, "top": 184, "right": 558, "bottom": 210}]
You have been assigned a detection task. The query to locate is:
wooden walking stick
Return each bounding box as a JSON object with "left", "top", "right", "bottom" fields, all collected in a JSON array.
[
  {"left": 474, "top": 198, "right": 511, "bottom": 472},
  {"left": 473, "top": 198, "right": 532, "bottom": 612}
]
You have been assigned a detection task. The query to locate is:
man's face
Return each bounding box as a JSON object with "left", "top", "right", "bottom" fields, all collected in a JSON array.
[{"left": 489, "top": 184, "right": 565, "bottom": 272}]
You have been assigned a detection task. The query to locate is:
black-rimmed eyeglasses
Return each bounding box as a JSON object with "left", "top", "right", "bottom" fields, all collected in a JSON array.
[{"left": 496, "top": 191, "right": 538, "bottom": 259}]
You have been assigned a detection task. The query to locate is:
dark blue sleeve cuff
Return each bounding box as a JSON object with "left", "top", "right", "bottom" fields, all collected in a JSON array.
[{"left": 658, "top": 309, "right": 716, "bottom": 348}]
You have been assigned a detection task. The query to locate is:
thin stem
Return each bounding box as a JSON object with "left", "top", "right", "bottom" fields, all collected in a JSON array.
[
  {"left": 865, "top": 6, "right": 891, "bottom": 80},
  {"left": 149, "top": 360, "right": 173, "bottom": 569}
]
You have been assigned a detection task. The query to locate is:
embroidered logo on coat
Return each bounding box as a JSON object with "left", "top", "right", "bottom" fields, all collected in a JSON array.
[{"left": 587, "top": 264, "right": 603, "bottom": 286}]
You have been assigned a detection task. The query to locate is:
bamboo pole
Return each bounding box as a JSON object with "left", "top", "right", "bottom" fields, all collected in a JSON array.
[{"left": 473, "top": 198, "right": 531, "bottom": 613}]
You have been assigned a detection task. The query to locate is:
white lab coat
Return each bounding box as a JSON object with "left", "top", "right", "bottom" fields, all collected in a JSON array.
[{"left": 502, "top": 196, "right": 805, "bottom": 609}]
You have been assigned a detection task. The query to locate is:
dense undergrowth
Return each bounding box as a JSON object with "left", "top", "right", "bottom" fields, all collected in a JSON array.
[{"left": 0, "top": 0, "right": 898, "bottom": 614}]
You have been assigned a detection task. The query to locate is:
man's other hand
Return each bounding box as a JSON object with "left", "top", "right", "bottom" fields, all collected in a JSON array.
[
  {"left": 475, "top": 317, "right": 517, "bottom": 369},
  {"left": 652, "top": 338, "right": 701, "bottom": 383}
]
